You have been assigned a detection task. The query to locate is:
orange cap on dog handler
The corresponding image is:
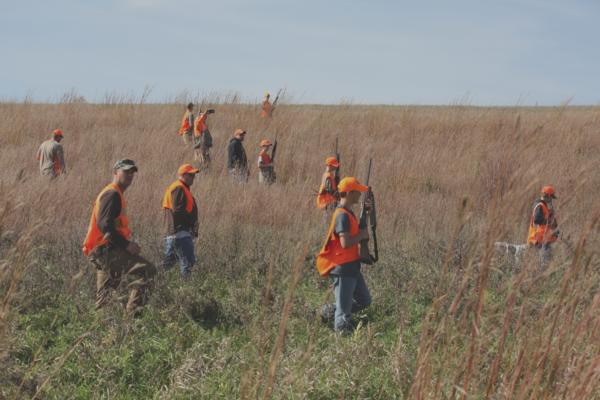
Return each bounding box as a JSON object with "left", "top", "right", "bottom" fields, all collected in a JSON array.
[{"left": 53, "top": 129, "right": 63, "bottom": 137}]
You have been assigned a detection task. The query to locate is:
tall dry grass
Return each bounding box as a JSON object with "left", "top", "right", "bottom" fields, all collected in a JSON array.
[{"left": 0, "top": 95, "right": 599, "bottom": 398}]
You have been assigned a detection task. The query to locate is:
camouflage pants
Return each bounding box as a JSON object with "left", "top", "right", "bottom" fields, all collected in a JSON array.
[{"left": 90, "top": 247, "right": 157, "bottom": 314}]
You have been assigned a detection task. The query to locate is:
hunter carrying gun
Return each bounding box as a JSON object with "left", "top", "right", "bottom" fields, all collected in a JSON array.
[
  {"left": 258, "top": 138, "right": 276, "bottom": 184},
  {"left": 316, "top": 138, "right": 341, "bottom": 212},
  {"left": 193, "top": 108, "right": 215, "bottom": 167},
  {"left": 316, "top": 174, "right": 375, "bottom": 334}
]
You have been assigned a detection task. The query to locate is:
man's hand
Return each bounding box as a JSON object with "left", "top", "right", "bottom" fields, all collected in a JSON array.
[{"left": 126, "top": 241, "right": 141, "bottom": 255}]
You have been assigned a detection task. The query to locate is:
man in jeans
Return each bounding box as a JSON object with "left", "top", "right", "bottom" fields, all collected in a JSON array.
[
  {"left": 316, "top": 177, "right": 372, "bottom": 334},
  {"left": 82, "top": 159, "right": 156, "bottom": 315},
  {"left": 162, "top": 164, "right": 200, "bottom": 278}
]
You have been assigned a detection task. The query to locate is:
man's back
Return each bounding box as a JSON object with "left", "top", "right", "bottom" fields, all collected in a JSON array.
[
  {"left": 227, "top": 138, "right": 247, "bottom": 170},
  {"left": 37, "top": 139, "right": 63, "bottom": 176}
]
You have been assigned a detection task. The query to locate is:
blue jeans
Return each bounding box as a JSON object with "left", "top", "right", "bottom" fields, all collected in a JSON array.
[
  {"left": 162, "top": 236, "right": 196, "bottom": 277},
  {"left": 330, "top": 271, "right": 372, "bottom": 333}
]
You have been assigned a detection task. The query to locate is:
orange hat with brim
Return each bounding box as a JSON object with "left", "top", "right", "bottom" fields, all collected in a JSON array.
[
  {"left": 178, "top": 164, "right": 200, "bottom": 176},
  {"left": 542, "top": 185, "right": 557, "bottom": 198},
  {"left": 325, "top": 156, "right": 340, "bottom": 168},
  {"left": 53, "top": 129, "right": 63, "bottom": 137},
  {"left": 234, "top": 128, "right": 247, "bottom": 136},
  {"left": 338, "top": 177, "right": 368, "bottom": 193},
  {"left": 260, "top": 139, "right": 272, "bottom": 147}
]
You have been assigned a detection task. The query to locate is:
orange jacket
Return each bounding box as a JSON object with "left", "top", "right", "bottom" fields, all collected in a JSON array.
[
  {"left": 194, "top": 113, "right": 207, "bottom": 137},
  {"left": 162, "top": 179, "right": 194, "bottom": 213},
  {"left": 179, "top": 110, "right": 193, "bottom": 135},
  {"left": 316, "top": 172, "right": 338, "bottom": 209},
  {"left": 527, "top": 201, "right": 558, "bottom": 245},
  {"left": 260, "top": 100, "right": 272, "bottom": 118},
  {"left": 316, "top": 207, "right": 360, "bottom": 277},
  {"left": 82, "top": 183, "right": 131, "bottom": 256}
]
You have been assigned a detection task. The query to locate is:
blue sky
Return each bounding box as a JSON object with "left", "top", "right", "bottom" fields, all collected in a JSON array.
[{"left": 1, "top": 0, "right": 599, "bottom": 105}]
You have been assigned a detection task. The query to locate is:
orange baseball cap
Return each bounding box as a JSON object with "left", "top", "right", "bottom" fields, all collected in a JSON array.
[
  {"left": 338, "top": 177, "right": 368, "bottom": 193},
  {"left": 260, "top": 139, "right": 272, "bottom": 147},
  {"left": 541, "top": 185, "right": 557, "bottom": 198},
  {"left": 234, "top": 128, "right": 247, "bottom": 136},
  {"left": 178, "top": 164, "right": 200, "bottom": 176},
  {"left": 53, "top": 128, "right": 63, "bottom": 137},
  {"left": 325, "top": 156, "right": 340, "bottom": 168}
]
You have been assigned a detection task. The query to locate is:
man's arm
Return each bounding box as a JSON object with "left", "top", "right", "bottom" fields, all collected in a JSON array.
[
  {"left": 335, "top": 212, "right": 368, "bottom": 248},
  {"left": 96, "top": 191, "right": 130, "bottom": 248},
  {"left": 227, "top": 141, "right": 237, "bottom": 169},
  {"left": 57, "top": 145, "right": 66, "bottom": 172}
]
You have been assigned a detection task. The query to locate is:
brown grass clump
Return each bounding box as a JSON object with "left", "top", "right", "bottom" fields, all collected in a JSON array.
[{"left": 0, "top": 96, "right": 599, "bottom": 398}]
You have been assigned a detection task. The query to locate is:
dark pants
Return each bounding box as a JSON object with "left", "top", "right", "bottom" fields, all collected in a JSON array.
[{"left": 90, "top": 247, "right": 156, "bottom": 314}]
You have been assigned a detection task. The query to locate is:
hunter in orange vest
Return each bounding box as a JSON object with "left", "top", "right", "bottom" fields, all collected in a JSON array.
[
  {"left": 179, "top": 102, "right": 195, "bottom": 145},
  {"left": 257, "top": 139, "right": 275, "bottom": 184},
  {"left": 162, "top": 164, "right": 200, "bottom": 278},
  {"left": 193, "top": 108, "right": 215, "bottom": 167},
  {"left": 260, "top": 93, "right": 272, "bottom": 118},
  {"left": 527, "top": 185, "right": 559, "bottom": 267},
  {"left": 316, "top": 177, "right": 372, "bottom": 334},
  {"left": 82, "top": 159, "right": 156, "bottom": 314},
  {"left": 316, "top": 157, "right": 340, "bottom": 210}
]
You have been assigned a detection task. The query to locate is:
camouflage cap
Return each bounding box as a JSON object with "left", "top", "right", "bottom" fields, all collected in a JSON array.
[{"left": 113, "top": 159, "right": 138, "bottom": 172}]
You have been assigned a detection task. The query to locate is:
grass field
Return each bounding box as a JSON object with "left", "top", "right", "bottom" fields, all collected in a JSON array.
[{"left": 1, "top": 97, "right": 599, "bottom": 399}]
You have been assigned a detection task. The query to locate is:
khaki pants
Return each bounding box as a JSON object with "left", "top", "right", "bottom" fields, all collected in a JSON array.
[
  {"left": 90, "top": 247, "right": 157, "bottom": 314},
  {"left": 182, "top": 131, "right": 193, "bottom": 145}
]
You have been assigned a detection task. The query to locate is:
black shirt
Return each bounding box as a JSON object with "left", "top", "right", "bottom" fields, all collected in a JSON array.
[
  {"left": 227, "top": 138, "right": 248, "bottom": 171},
  {"left": 97, "top": 190, "right": 129, "bottom": 249}
]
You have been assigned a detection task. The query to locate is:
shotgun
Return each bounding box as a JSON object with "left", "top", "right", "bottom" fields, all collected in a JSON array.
[{"left": 359, "top": 159, "right": 378, "bottom": 265}]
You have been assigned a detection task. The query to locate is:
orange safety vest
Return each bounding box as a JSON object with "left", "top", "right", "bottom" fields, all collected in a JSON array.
[
  {"left": 258, "top": 149, "right": 272, "bottom": 166},
  {"left": 82, "top": 183, "right": 131, "bottom": 256},
  {"left": 316, "top": 172, "right": 338, "bottom": 209},
  {"left": 194, "top": 113, "right": 207, "bottom": 137},
  {"left": 316, "top": 207, "right": 360, "bottom": 277},
  {"left": 527, "top": 200, "right": 558, "bottom": 245},
  {"left": 53, "top": 153, "right": 61, "bottom": 174},
  {"left": 260, "top": 100, "right": 272, "bottom": 118},
  {"left": 179, "top": 111, "right": 192, "bottom": 135},
  {"left": 162, "top": 179, "right": 194, "bottom": 213}
]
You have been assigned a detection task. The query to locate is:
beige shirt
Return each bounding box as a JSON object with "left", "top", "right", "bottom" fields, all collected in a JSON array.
[{"left": 37, "top": 139, "right": 65, "bottom": 176}]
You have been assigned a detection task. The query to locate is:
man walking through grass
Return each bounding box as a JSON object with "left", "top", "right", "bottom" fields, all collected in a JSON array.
[
  {"left": 227, "top": 128, "right": 249, "bottom": 182},
  {"left": 316, "top": 157, "right": 340, "bottom": 211},
  {"left": 316, "top": 177, "right": 372, "bottom": 334},
  {"left": 193, "top": 108, "right": 214, "bottom": 167},
  {"left": 161, "top": 164, "right": 200, "bottom": 279},
  {"left": 36, "top": 129, "right": 66, "bottom": 178},
  {"left": 82, "top": 159, "right": 156, "bottom": 315},
  {"left": 257, "top": 139, "right": 275, "bottom": 184},
  {"left": 527, "top": 185, "right": 560, "bottom": 267},
  {"left": 179, "top": 102, "right": 195, "bottom": 145}
]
